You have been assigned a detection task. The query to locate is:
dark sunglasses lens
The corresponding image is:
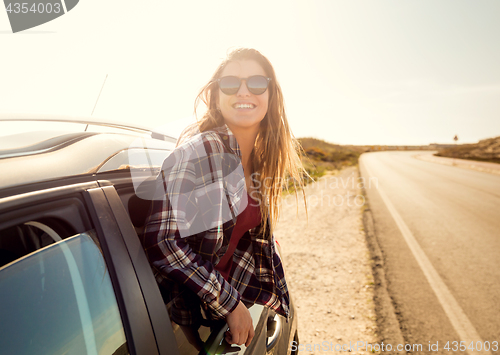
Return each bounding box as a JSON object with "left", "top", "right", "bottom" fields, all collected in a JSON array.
[
  {"left": 247, "top": 76, "right": 268, "bottom": 95},
  {"left": 219, "top": 77, "right": 240, "bottom": 95}
]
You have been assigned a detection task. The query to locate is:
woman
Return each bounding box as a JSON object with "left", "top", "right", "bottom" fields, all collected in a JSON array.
[{"left": 142, "top": 48, "right": 307, "bottom": 349}]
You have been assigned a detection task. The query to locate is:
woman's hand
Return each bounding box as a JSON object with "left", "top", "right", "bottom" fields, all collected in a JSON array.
[{"left": 225, "top": 301, "right": 255, "bottom": 346}]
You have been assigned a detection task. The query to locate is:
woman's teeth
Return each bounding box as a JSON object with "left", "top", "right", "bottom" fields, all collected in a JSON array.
[{"left": 234, "top": 104, "right": 255, "bottom": 109}]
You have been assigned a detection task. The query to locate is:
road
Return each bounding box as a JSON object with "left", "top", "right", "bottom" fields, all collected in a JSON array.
[{"left": 359, "top": 151, "right": 500, "bottom": 354}]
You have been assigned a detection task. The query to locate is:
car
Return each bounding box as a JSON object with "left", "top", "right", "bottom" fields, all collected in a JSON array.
[{"left": 0, "top": 115, "right": 299, "bottom": 355}]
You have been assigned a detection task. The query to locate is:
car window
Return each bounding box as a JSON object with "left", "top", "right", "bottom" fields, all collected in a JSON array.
[
  {"left": 116, "top": 186, "right": 228, "bottom": 355},
  {"left": 97, "top": 148, "right": 173, "bottom": 173},
  {"left": 0, "top": 227, "right": 129, "bottom": 355}
]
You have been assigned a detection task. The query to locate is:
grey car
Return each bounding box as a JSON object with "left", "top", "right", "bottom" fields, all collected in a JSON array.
[{"left": 0, "top": 116, "right": 299, "bottom": 355}]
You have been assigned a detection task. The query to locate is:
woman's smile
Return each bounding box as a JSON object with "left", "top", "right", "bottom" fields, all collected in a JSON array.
[
  {"left": 218, "top": 60, "right": 269, "bottom": 131},
  {"left": 232, "top": 102, "right": 256, "bottom": 109}
]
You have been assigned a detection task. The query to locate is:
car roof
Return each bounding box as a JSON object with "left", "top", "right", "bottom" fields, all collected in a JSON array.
[
  {"left": 0, "top": 113, "right": 177, "bottom": 142},
  {"left": 0, "top": 115, "right": 177, "bottom": 190}
]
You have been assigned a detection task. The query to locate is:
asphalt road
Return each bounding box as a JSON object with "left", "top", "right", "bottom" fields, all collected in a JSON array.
[{"left": 359, "top": 151, "right": 500, "bottom": 354}]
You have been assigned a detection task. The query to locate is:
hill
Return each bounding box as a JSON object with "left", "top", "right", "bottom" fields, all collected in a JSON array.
[
  {"left": 435, "top": 136, "right": 500, "bottom": 164},
  {"left": 297, "top": 138, "right": 365, "bottom": 184},
  {"left": 299, "top": 137, "right": 365, "bottom": 168}
]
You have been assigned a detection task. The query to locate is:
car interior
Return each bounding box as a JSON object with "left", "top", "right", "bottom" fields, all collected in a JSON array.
[
  {"left": 0, "top": 224, "right": 55, "bottom": 267},
  {"left": 0, "top": 204, "right": 85, "bottom": 270}
]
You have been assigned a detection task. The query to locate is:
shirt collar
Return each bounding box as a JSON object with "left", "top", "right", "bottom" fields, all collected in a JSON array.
[{"left": 211, "top": 124, "right": 242, "bottom": 159}]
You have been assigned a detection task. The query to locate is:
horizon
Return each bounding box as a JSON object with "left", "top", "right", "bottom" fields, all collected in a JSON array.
[{"left": 0, "top": 115, "right": 495, "bottom": 147}]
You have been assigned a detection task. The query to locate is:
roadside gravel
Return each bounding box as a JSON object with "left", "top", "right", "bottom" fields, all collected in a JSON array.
[{"left": 274, "top": 166, "right": 378, "bottom": 355}]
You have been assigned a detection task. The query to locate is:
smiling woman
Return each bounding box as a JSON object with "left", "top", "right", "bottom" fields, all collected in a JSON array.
[
  {"left": 191, "top": 48, "right": 307, "bottom": 226},
  {"left": 141, "top": 48, "right": 306, "bottom": 350}
]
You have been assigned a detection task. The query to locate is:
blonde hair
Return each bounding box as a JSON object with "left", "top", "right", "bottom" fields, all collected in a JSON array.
[{"left": 184, "top": 48, "right": 307, "bottom": 236}]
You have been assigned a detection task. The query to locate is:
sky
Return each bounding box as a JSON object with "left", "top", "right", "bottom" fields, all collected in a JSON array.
[{"left": 1, "top": 0, "right": 499, "bottom": 145}]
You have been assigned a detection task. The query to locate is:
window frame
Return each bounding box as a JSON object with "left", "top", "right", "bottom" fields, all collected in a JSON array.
[{"left": 93, "top": 182, "right": 179, "bottom": 355}]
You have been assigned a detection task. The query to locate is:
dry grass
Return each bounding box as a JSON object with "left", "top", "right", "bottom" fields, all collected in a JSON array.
[
  {"left": 435, "top": 136, "right": 500, "bottom": 164},
  {"left": 295, "top": 138, "right": 364, "bottom": 189}
]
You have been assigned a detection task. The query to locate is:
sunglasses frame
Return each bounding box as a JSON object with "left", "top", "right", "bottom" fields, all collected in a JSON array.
[{"left": 216, "top": 75, "right": 272, "bottom": 95}]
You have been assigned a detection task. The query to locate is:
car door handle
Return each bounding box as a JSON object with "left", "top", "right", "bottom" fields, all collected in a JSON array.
[
  {"left": 266, "top": 314, "right": 282, "bottom": 351},
  {"left": 197, "top": 304, "right": 268, "bottom": 355},
  {"left": 197, "top": 322, "right": 242, "bottom": 355}
]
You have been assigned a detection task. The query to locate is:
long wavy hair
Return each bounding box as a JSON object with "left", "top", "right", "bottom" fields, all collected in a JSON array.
[{"left": 182, "top": 48, "right": 307, "bottom": 236}]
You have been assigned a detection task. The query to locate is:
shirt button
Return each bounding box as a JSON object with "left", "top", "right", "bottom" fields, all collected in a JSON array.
[{"left": 223, "top": 136, "right": 228, "bottom": 140}]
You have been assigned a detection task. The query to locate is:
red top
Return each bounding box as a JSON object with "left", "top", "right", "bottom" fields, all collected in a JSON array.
[{"left": 215, "top": 193, "right": 261, "bottom": 280}]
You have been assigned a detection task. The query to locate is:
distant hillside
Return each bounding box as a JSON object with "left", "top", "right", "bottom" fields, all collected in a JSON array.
[
  {"left": 299, "top": 137, "right": 365, "bottom": 168},
  {"left": 297, "top": 138, "right": 365, "bottom": 184},
  {"left": 435, "top": 136, "right": 500, "bottom": 164}
]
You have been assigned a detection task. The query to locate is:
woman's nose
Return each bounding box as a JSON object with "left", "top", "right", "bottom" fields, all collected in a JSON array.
[{"left": 236, "top": 79, "right": 251, "bottom": 96}]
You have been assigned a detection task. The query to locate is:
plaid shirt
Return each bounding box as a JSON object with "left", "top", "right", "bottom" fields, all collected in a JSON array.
[{"left": 141, "top": 125, "right": 290, "bottom": 325}]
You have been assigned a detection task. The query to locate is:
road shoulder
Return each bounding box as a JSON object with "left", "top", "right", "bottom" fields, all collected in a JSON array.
[{"left": 275, "top": 166, "right": 379, "bottom": 355}]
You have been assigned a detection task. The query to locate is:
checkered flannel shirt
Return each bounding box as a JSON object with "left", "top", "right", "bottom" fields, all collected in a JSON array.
[{"left": 141, "top": 124, "right": 290, "bottom": 325}]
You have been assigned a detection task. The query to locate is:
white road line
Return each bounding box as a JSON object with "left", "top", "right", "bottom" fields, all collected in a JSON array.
[{"left": 363, "top": 158, "right": 491, "bottom": 355}]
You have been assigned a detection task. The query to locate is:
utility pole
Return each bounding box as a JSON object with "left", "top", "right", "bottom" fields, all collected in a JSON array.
[{"left": 453, "top": 134, "right": 458, "bottom": 166}]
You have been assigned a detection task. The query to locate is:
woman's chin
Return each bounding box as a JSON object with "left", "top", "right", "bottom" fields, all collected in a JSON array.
[{"left": 224, "top": 117, "right": 264, "bottom": 131}]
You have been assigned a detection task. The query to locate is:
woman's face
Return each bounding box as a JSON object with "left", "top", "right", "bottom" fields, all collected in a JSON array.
[{"left": 217, "top": 60, "right": 269, "bottom": 132}]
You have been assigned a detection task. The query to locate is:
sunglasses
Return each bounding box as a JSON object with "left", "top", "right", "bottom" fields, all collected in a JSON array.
[{"left": 217, "top": 75, "right": 271, "bottom": 95}]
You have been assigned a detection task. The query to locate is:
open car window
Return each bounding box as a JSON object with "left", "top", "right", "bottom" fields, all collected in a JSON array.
[{"left": 115, "top": 185, "right": 272, "bottom": 355}]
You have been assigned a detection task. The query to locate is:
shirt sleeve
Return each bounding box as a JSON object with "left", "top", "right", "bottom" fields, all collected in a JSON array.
[{"left": 142, "top": 133, "right": 242, "bottom": 318}]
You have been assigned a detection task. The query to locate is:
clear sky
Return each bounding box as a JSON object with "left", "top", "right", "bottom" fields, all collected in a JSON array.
[{"left": 1, "top": 0, "right": 499, "bottom": 145}]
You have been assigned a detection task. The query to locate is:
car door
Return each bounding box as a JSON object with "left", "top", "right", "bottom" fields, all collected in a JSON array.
[{"left": 0, "top": 180, "right": 164, "bottom": 355}]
